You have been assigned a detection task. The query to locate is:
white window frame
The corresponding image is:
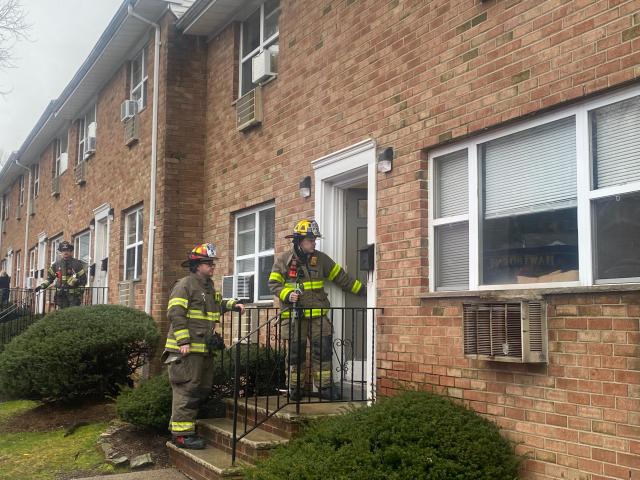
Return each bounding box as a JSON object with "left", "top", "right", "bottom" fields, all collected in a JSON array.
[
  {"left": 123, "top": 206, "right": 143, "bottom": 281},
  {"left": 2, "top": 194, "right": 8, "bottom": 221},
  {"left": 28, "top": 247, "right": 37, "bottom": 281},
  {"left": 14, "top": 250, "right": 21, "bottom": 287},
  {"left": 18, "top": 175, "right": 24, "bottom": 206},
  {"left": 234, "top": 203, "right": 275, "bottom": 302},
  {"left": 429, "top": 84, "right": 640, "bottom": 292},
  {"left": 54, "top": 132, "right": 68, "bottom": 176},
  {"left": 130, "top": 47, "right": 148, "bottom": 112},
  {"left": 73, "top": 230, "right": 92, "bottom": 266},
  {"left": 32, "top": 164, "right": 39, "bottom": 198},
  {"left": 239, "top": 0, "right": 280, "bottom": 97},
  {"left": 77, "top": 105, "right": 96, "bottom": 164},
  {"left": 50, "top": 235, "right": 63, "bottom": 265}
]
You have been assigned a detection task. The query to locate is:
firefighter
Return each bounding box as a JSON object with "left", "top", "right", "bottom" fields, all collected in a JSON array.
[
  {"left": 35, "top": 241, "right": 87, "bottom": 308},
  {"left": 163, "top": 243, "right": 245, "bottom": 450},
  {"left": 269, "top": 219, "right": 365, "bottom": 401}
]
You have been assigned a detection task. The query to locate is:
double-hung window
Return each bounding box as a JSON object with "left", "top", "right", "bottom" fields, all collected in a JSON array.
[
  {"left": 18, "top": 175, "right": 24, "bottom": 206},
  {"left": 2, "top": 194, "right": 8, "bottom": 221},
  {"left": 54, "top": 133, "right": 68, "bottom": 176},
  {"left": 123, "top": 207, "right": 143, "bottom": 280},
  {"left": 74, "top": 231, "right": 91, "bottom": 265},
  {"left": 14, "top": 251, "right": 21, "bottom": 287},
  {"left": 28, "top": 248, "right": 37, "bottom": 281},
  {"left": 130, "top": 47, "right": 148, "bottom": 111},
  {"left": 77, "top": 106, "right": 96, "bottom": 163},
  {"left": 429, "top": 86, "right": 640, "bottom": 291},
  {"left": 32, "top": 164, "right": 39, "bottom": 198},
  {"left": 239, "top": 0, "right": 280, "bottom": 96},
  {"left": 50, "top": 236, "right": 62, "bottom": 265},
  {"left": 234, "top": 204, "right": 275, "bottom": 301}
]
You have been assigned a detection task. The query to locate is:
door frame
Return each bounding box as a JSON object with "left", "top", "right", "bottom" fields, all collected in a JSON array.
[
  {"left": 312, "top": 138, "right": 377, "bottom": 400},
  {"left": 92, "top": 203, "right": 112, "bottom": 303}
]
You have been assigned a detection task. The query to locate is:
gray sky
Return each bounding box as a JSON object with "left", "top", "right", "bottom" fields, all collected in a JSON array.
[{"left": 0, "top": 0, "right": 123, "bottom": 161}]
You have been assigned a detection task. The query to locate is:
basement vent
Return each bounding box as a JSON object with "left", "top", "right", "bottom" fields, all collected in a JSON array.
[
  {"left": 236, "top": 86, "right": 263, "bottom": 131},
  {"left": 463, "top": 301, "right": 547, "bottom": 363}
]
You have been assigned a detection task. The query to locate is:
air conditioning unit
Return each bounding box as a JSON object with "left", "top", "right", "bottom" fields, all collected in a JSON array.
[
  {"left": 85, "top": 122, "right": 97, "bottom": 158},
  {"left": 15, "top": 205, "right": 21, "bottom": 220},
  {"left": 74, "top": 161, "right": 86, "bottom": 185},
  {"left": 221, "top": 274, "right": 254, "bottom": 302},
  {"left": 463, "top": 301, "right": 547, "bottom": 363},
  {"left": 251, "top": 49, "right": 278, "bottom": 83},
  {"left": 51, "top": 176, "right": 60, "bottom": 196},
  {"left": 120, "top": 100, "right": 138, "bottom": 122},
  {"left": 1, "top": 220, "right": 6, "bottom": 233},
  {"left": 28, "top": 202, "right": 35, "bottom": 216},
  {"left": 124, "top": 117, "right": 139, "bottom": 146},
  {"left": 236, "top": 86, "right": 263, "bottom": 131}
]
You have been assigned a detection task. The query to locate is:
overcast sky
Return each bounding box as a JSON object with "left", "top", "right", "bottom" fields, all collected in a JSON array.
[{"left": 0, "top": 0, "right": 123, "bottom": 161}]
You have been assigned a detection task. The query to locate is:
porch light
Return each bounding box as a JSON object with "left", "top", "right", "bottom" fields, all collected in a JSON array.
[
  {"left": 89, "top": 219, "right": 95, "bottom": 231},
  {"left": 299, "top": 176, "right": 311, "bottom": 198},
  {"left": 108, "top": 208, "right": 114, "bottom": 222},
  {"left": 377, "top": 147, "right": 393, "bottom": 173}
]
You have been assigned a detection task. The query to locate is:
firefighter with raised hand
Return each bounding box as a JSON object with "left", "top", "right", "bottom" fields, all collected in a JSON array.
[
  {"left": 163, "top": 243, "right": 245, "bottom": 450},
  {"left": 269, "top": 220, "right": 365, "bottom": 401},
  {"left": 35, "top": 241, "right": 87, "bottom": 308}
]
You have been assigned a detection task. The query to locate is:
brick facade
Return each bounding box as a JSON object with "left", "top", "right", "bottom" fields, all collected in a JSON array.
[{"left": 2, "top": 1, "right": 640, "bottom": 478}]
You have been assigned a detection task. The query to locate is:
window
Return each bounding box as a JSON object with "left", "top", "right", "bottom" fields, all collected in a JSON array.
[
  {"left": 74, "top": 230, "right": 91, "bottom": 265},
  {"left": 18, "top": 175, "right": 24, "bottom": 206},
  {"left": 77, "top": 106, "right": 96, "bottom": 164},
  {"left": 234, "top": 204, "right": 275, "bottom": 301},
  {"left": 239, "top": 0, "right": 280, "bottom": 96},
  {"left": 28, "top": 248, "right": 36, "bottom": 280},
  {"left": 32, "top": 164, "right": 39, "bottom": 198},
  {"left": 429, "top": 87, "right": 640, "bottom": 291},
  {"left": 50, "top": 236, "right": 62, "bottom": 265},
  {"left": 123, "top": 207, "right": 143, "bottom": 280},
  {"left": 14, "top": 250, "right": 21, "bottom": 287},
  {"left": 2, "top": 194, "right": 7, "bottom": 221},
  {"left": 130, "top": 47, "right": 148, "bottom": 111},
  {"left": 54, "top": 133, "right": 68, "bottom": 176}
]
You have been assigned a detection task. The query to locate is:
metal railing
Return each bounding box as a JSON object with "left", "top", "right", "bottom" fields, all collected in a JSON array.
[
  {"left": 0, "top": 287, "right": 110, "bottom": 348},
  {"left": 219, "top": 306, "right": 381, "bottom": 465}
]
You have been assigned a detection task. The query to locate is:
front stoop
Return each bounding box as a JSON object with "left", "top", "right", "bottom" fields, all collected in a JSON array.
[{"left": 168, "top": 396, "right": 364, "bottom": 479}]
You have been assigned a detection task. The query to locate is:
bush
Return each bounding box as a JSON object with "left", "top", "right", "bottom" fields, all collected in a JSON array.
[
  {"left": 0, "top": 305, "right": 160, "bottom": 403},
  {"left": 245, "top": 391, "right": 520, "bottom": 480},
  {"left": 115, "top": 344, "right": 286, "bottom": 429},
  {"left": 116, "top": 373, "right": 172, "bottom": 431}
]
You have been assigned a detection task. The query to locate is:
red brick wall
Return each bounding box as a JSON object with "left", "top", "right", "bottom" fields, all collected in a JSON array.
[{"left": 200, "top": 1, "right": 640, "bottom": 478}]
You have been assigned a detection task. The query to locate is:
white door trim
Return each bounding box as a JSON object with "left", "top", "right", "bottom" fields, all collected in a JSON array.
[
  {"left": 312, "top": 138, "right": 377, "bottom": 400},
  {"left": 92, "top": 203, "right": 112, "bottom": 297}
]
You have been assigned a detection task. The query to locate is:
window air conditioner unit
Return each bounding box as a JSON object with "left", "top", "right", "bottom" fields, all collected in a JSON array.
[
  {"left": 121, "top": 100, "right": 138, "bottom": 122},
  {"left": 221, "top": 274, "right": 254, "bottom": 302},
  {"left": 1, "top": 220, "right": 6, "bottom": 234},
  {"left": 236, "top": 86, "right": 263, "bottom": 131},
  {"left": 124, "top": 117, "right": 139, "bottom": 146},
  {"left": 15, "top": 205, "right": 21, "bottom": 220},
  {"left": 463, "top": 301, "right": 547, "bottom": 363},
  {"left": 74, "top": 161, "right": 86, "bottom": 185},
  {"left": 51, "top": 176, "right": 60, "bottom": 196},
  {"left": 251, "top": 49, "right": 278, "bottom": 83},
  {"left": 85, "top": 122, "right": 97, "bottom": 157},
  {"left": 28, "top": 202, "right": 35, "bottom": 216}
]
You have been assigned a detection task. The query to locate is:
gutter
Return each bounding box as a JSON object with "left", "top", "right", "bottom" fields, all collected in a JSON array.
[
  {"left": 127, "top": 5, "right": 160, "bottom": 315},
  {"left": 14, "top": 158, "right": 31, "bottom": 289}
]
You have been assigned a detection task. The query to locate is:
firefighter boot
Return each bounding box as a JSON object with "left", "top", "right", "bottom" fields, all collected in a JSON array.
[
  {"left": 173, "top": 435, "right": 206, "bottom": 450},
  {"left": 288, "top": 367, "right": 304, "bottom": 402}
]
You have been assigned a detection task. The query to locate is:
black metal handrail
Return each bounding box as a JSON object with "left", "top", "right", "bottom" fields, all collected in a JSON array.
[{"left": 222, "top": 306, "right": 381, "bottom": 465}]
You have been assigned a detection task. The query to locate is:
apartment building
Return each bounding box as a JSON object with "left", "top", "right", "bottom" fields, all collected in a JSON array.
[{"left": 2, "top": 0, "right": 640, "bottom": 478}]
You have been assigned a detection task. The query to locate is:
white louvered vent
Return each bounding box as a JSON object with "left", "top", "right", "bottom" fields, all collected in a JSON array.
[
  {"left": 463, "top": 301, "right": 547, "bottom": 363},
  {"left": 221, "top": 274, "right": 254, "bottom": 301},
  {"left": 236, "top": 86, "right": 263, "bottom": 131}
]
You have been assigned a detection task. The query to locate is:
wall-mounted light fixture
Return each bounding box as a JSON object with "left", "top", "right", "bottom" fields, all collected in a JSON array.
[
  {"left": 108, "top": 208, "right": 115, "bottom": 222},
  {"left": 377, "top": 147, "right": 393, "bottom": 173},
  {"left": 89, "top": 219, "right": 95, "bottom": 231},
  {"left": 299, "top": 176, "right": 311, "bottom": 198}
]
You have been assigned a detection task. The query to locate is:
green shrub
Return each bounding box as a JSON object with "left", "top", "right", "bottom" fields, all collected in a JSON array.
[
  {"left": 0, "top": 305, "right": 160, "bottom": 403},
  {"left": 245, "top": 391, "right": 520, "bottom": 480},
  {"left": 116, "top": 373, "right": 172, "bottom": 431},
  {"left": 115, "top": 344, "right": 286, "bottom": 429}
]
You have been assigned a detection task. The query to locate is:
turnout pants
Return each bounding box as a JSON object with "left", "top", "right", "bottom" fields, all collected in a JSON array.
[
  {"left": 288, "top": 314, "right": 333, "bottom": 390},
  {"left": 55, "top": 292, "right": 82, "bottom": 308},
  {"left": 168, "top": 353, "right": 215, "bottom": 436}
]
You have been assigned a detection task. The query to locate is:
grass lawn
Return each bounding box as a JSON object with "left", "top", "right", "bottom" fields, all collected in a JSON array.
[{"left": 0, "top": 400, "right": 115, "bottom": 480}]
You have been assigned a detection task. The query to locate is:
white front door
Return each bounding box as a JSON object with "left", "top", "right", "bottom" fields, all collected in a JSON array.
[
  {"left": 313, "top": 139, "right": 377, "bottom": 401},
  {"left": 93, "top": 217, "right": 109, "bottom": 304}
]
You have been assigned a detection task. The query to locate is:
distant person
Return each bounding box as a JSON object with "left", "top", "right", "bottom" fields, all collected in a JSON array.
[
  {"left": 35, "top": 241, "right": 87, "bottom": 308},
  {"left": 0, "top": 270, "right": 10, "bottom": 306}
]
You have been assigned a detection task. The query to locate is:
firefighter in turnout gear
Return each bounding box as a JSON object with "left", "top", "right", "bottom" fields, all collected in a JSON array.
[
  {"left": 163, "top": 243, "right": 245, "bottom": 450},
  {"left": 269, "top": 220, "right": 365, "bottom": 401},
  {"left": 35, "top": 241, "right": 87, "bottom": 308}
]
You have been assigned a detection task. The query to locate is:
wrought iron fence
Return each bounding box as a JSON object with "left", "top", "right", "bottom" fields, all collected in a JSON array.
[{"left": 218, "top": 306, "right": 381, "bottom": 464}]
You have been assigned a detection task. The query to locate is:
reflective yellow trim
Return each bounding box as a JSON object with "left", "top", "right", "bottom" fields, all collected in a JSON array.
[
  {"left": 186, "top": 309, "right": 220, "bottom": 322},
  {"left": 313, "top": 370, "right": 333, "bottom": 382},
  {"left": 165, "top": 339, "right": 206, "bottom": 353},
  {"left": 327, "top": 264, "right": 342, "bottom": 281},
  {"left": 170, "top": 421, "right": 195, "bottom": 432},
  {"left": 351, "top": 279, "right": 362, "bottom": 294},
  {"left": 269, "top": 272, "right": 285, "bottom": 284},
  {"left": 168, "top": 298, "right": 188, "bottom": 309},
  {"left": 302, "top": 280, "right": 324, "bottom": 290},
  {"left": 280, "top": 308, "right": 329, "bottom": 319},
  {"left": 174, "top": 329, "right": 189, "bottom": 341},
  {"left": 225, "top": 299, "right": 236, "bottom": 310},
  {"left": 279, "top": 287, "right": 294, "bottom": 302}
]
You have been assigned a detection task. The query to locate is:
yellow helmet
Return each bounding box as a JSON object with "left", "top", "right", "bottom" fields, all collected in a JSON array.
[{"left": 286, "top": 219, "right": 322, "bottom": 239}]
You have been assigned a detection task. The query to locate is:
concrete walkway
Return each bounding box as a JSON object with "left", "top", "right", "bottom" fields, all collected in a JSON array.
[{"left": 74, "top": 468, "right": 188, "bottom": 480}]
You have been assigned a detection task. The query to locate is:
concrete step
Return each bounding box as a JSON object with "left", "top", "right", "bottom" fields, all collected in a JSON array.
[
  {"left": 198, "top": 417, "right": 288, "bottom": 464},
  {"left": 167, "top": 442, "right": 246, "bottom": 480}
]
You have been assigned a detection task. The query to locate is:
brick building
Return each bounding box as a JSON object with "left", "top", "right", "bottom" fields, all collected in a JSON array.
[{"left": 2, "top": 0, "right": 640, "bottom": 478}]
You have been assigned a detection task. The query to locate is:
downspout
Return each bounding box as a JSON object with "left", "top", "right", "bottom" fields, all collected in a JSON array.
[
  {"left": 128, "top": 5, "right": 160, "bottom": 315},
  {"left": 15, "top": 158, "right": 31, "bottom": 288}
]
